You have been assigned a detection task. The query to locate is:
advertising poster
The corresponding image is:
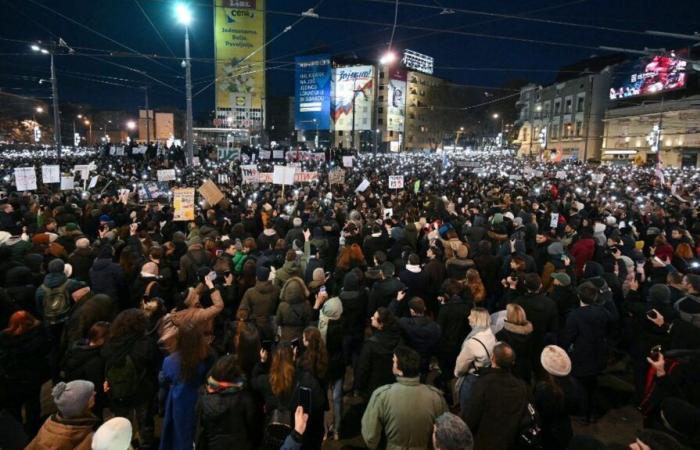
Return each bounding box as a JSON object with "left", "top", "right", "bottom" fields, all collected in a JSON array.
[
  {"left": 173, "top": 188, "right": 195, "bottom": 221},
  {"left": 387, "top": 68, "right": 406, "bottom": 132},
  {"left": 295, "top": 54, "right": 332, "bottom": 131},
  {"left": 214, "top": 0, "right": 265, "bottom": 127},
  {"left": 331, "top": 65, "right": 374, "bottom": 131}
]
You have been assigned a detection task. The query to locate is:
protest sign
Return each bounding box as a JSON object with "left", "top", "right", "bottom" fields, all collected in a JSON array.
[
  {"left": 73, "top": 164, "right": 90, "bottom": 181},
  {"left": 198, "top": 179, "right": 224, "bottom": 205},
  {"left": 342, "top": 156, "right": 354, "bottom": 168},
  {"left": 88, "top": 176, "right": 99, "bottom": 190},
  {"left": 173, "top": 188, "right": 195, "bottom": 221},
  {"left": 138, "top": 183, "right": 169, "bottom": 202},
  {"left": 388, "top": 175, "right": 404, "bottom": 189},
  {"left": 329, "top": 169, "right": 345, "bottom": 185},
  {"left": 555, "top": 171, "right": 566, "bottom": 180},
  {"left": 157, "top": 169, "right": 176, "bottom": 182},
  {"left": 550, "top": 213, "right": 560, "bottom": 229},
  {"left": 273, "top": 150, "right": 284, "bottom": 160},
  {"left": 356, "top": 179, "right": 370, "bottom": 192},
  {"left": 257, "top": 172, "right": 273, "bottom": 183},
  {"left": 258, "top": 150, "right": 271, "bottom": 160},
  {"left": 217, "top": 147, "right": 240, "bottom": 161},
  {"left": 14, "top": 167, "right": 37, "bottom": 191},
  {"left": 241, "top": 165, "right": 259, "bottom": 184},
  {"left": 294, "top": 171, "right": 319, "bottom": 183},
  {"left": 41, "top": 165, "right": 60, "bottom": 184},
  {"left": 60, "top": 176, "right": 75, "bottom": 191},
  {"left": 192, "top": 157, "right": 200, "bottom": 167},
  {"left": 218, "top": 174, "right": 230, "bottom": 185},
  {"left": 273, "top": 166, "right": 296, "bottom": 186}
]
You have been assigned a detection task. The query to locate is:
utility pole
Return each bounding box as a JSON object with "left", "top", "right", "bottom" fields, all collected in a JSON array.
[
  {"left": 184, "top": 27, "right": 194, "bottom": 164},
  {"left": 351, "top": 80, "right": 357, "bottom": 150},
  {"left": 144, "top": 85, "right": 150, "bottom": 145},
  {"left": 49, "top": 51, "right": 61, "bottom": 157}
]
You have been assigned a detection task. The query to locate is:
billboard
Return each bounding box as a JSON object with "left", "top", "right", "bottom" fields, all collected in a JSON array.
[
  {"left": 610, "top": 54, "right": 687, "bottom": 100},
  {"left": 214, "top": 0, "right": 265, "bottom": 127},
  {"left": 387, "top": 68, "right": 406, "bottom": 133},
  {"left": 295, "top": 54, "right": 332, "bottom": 131},
  {"left": 331, "top": 65, "right": 374, "bottom": 131}
]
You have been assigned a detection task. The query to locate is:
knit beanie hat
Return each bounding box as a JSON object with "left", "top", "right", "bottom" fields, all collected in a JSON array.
[
  {"left": 551, "top": 272, "right": 571, "bottom": 287},
  {"left": 52, "top": 380, "right": 94, "bottom": 419},
  {"left": 92, "top": 417, "right": 132, "bottom": 450},
  {"left": 48, "top": 258, "right": 65, "bottom": 274},
  {"left": 547, "top": 242, "right": 564, "bottom": 256},
  {"left": 540, "top": 345, "right": 571, "bottom": 377},
  {"left": 648, "top": 284, "right": 671, "bottom": 305}
]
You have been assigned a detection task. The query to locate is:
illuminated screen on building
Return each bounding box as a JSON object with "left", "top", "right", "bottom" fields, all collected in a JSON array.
[
  {"left": 387, "top": 69, "right": 406, "bottom": 133},
  {"left": 295, "top": 54, "right": 331, "bottom": 131},
  {"left": 610, "top": 54, "right": 687, "bottom": 100}
]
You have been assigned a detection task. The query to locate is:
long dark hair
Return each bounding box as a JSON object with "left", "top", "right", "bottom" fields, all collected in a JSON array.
[
  {"left": 301, "top": 327, "right": 328, "bottom": 379},
  {"left": 234, "top": 321, "right": 261, "bottom": 377},
  {"left": 110, "top": 309, "right": 148, "bottom": 339},
  {"left": 175, "top": 323, "right": 209, "bottom": 382},
  {"left": 544, "top": 372, "right": 564, "bottom": 401}
]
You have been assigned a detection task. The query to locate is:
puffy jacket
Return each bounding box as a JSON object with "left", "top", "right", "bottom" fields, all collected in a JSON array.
[
  {"left": 25, "top": 414, "right": 97, "bottom": 450},
  {"left": 275, "top": 295, "right": 312, "bottom": 343}
]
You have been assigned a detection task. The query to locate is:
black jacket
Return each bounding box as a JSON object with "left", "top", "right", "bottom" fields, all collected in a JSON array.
[
  {"left": 560, "top": 301, "right": 618, "bottom": 377},
  {"left": 464, "top": 367, "right": 529, "bottom": 450},
  {"left": 67, "top": 247, "right": 94, "bottom": 283},
  {"left": 355, "top": 325, "right": 402, "bottom": 398},
  {"left": 394, "top": 313, "right": 441, "bottom": 373},
  {"left": 515, "top": 292, "right": 558, "bottom": 352},
  {"left": 496, "top": 321, "right": 534, "bottom": 382},
  {"left": 195, "top": 386, "right": 263, "bottom": 450},
  {"left": 101, "top": 333, "right": 159, "bottom": 407},
  {"left": 535, "top": 376, "right": 584, "bottom": 450},
  {"left": 367, "top": 277, "right": 406, "bottom": 318},
  {"left": 339, "top": 288, "right": 368, "bottom": 338},
  {"left": 0, "top": 327, "right": 50, "bottom": 384},
  {"left": 89, "top": 258, "right": 127, "bottom": 306}
]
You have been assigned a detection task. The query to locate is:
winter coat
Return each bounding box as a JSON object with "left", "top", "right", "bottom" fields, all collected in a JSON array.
[
  {"left": 101, "top": 333, "right": 159, "bottom": 408},
  {"left": 89, "top": 258, "right": 127, "bottom": 305},
  {"left": 395, "top": 314, "right": 441, "bottom": 373},
  {"left": 454, "top": 328, "right": 496, "bottom": 377},
  {"left": 60, "top": 341, "right": 107, "bottom": 414},
  {"left": 398, "top": 267, "right": 429, "bottom": 301},
  {"left": 195, "top": 383, "right": 263, "bottom": 450},
  {"left": 355, "top": 325, "right": 402, "bottom": 398},
  {"left": 237, "top": 280, "right": 280, "bottom": 340},
  {"left": 570, "top": 238, "right": 596, "bottom": 277},
  {"left": 436, "top": 295, "right": 471, "bottom": 373},
  {"left": 25, "top": 414, "right": 97, "bottom": 450},
  {"left": 363, "top": 234, "right": 389, "bottom": 263},
  {"left": 464, "top": 367, "right": 529, "bottom": 450},
  {"left": 3, "top": 266, "right": 38, "bottom": 315},
  {"left": 361, "top": 376, "right": 448, "bottom": 450},
  {"left": 550, "top": 284, "right": 579, "bottom": 327},
  {"left": 423, "top": 258, "right": 447, "bottom": 299},
  {"left": 496, "top": 320, "right": 534, "bottom": 382},
  {"left": 61, "top": 293, "right": 116, "bottom": 352},
  {"left": 535, "top": 376, "right": 584, "bottom": 450},
  {"left": 560, "top": 302, "right": 618, "bottom": 377},
  {"left": 275, "top": 295, "right": 312, "bottom": 343},
  {"left": 178, "top": 246, "right": 213, "bottom": 287},
  {"left": 0, "top": 326, "right": 50, "bottom": 384},
  {"left": 274, "top": 261, "right": 303, "bottom": 290},
  {"left": 515, "top": 292, "right": 558, "bottom": 354},
  {"left": 67, "top": 247, "right": 94, "bottom": 283},
  {"left": 339, "top": 288, "right": 368, "bottom": 338},
  {"left": 160, "top": 354, "right": 213, "bottom": 450},
  {"left": 367, "top": 277, "right": 406, "bottom": 318},
  {"left": 35, "top": 272, "right": 83, "bottom": 318}
]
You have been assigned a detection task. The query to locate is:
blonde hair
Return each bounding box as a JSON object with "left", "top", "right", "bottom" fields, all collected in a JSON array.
[
  {"left": 468, "top": 307, "right": 490, "bottom": 329},
  {"left": 505, "top": 303, "right": 527, "bottom": 325}
]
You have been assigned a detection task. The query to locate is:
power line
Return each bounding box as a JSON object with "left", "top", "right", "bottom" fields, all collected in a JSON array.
[{"left": 133, "top": 0, "right": 177, "bottom": 57}]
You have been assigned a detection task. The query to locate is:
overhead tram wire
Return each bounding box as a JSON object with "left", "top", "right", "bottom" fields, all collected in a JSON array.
[
  {"left": 133, "top": 0, "right": 177, "bottom": 58},
  {"left": 26, "top": 0, "right": 181, "bottom": 76}
]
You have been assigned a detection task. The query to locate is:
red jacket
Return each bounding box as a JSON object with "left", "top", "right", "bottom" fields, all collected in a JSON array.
[{"left": 570, "top": 238, "right": 596, "bottom": 277}]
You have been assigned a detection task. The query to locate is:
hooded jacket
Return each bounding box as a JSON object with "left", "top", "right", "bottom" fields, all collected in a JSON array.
[
  {"left": 570, "top": 238, "right": 596, "bottom": 277},
  {"left": 275, "top": 280, "right": 311, "bottom": 343},
  {"left": 238, "top": 280, "right": 280, "bottom": 339},
  {"left": 25, "top": 414, "right": 97, "bottom": 450}
]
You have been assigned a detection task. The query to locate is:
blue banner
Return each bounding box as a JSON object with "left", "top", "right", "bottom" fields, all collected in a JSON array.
[{"left": 295, "top": 54, "right": 331, "bottom": 131}]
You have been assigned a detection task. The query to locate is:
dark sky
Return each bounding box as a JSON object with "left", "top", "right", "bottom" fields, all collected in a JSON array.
[{"left": 0, "top": 0, "right": 698, "bottom": 115}]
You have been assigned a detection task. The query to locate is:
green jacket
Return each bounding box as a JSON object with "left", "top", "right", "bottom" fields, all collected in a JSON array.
[
  {"left": 232, "top": 250, "right": 247, "bottom": 273},
  {"left": 361, "top": 376, "right": 448, "bottom": 450}
]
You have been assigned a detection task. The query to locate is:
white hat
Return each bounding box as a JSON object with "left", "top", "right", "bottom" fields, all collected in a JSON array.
[
  {"left": 504, "top": 211, "right": 515, "bottom": 221},
  {"left": 540, "top": 345, "right": 571, "bottom": 377},
  {"left": 92, "top": 417, "right": 132, "bottom": 450},
  {"left": 0, "top": 231, "right": 10, "bottom": 245}
]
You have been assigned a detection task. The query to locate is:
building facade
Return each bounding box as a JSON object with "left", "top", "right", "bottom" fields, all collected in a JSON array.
[{"left": 601, "top": 95, "right": 700, "bottom": 167}]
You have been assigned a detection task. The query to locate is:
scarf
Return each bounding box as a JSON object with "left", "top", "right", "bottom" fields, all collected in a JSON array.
[{"left": 206, "top": 375, "right": 246, "bottom": 394}]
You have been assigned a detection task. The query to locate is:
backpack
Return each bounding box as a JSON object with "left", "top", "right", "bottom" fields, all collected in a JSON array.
[
  {"left": 106, "top": 354, "right": 147, "bottom": 404},
  {"left": 41, "top": 281, "right": 72, "bottom": 325}
]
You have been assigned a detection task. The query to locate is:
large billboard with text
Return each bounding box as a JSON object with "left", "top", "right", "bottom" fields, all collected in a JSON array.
[
  {"left": 214, "top": 0, "right": 265, "bottom": 126},
  {"left": 331, "top": 65, "right": 374, "bottom": 131},
  {"left": 295, "top": 54, "right": 332, "bottom": 131}
]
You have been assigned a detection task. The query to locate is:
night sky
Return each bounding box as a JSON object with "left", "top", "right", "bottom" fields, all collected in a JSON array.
[{"left": 0, "top": 0, "right": 698, "bottom": 116}]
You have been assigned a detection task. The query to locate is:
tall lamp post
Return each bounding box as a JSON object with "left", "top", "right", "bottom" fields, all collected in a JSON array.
[
  {"left": 31, "top": 43, "right": 61, "bottom": 157},
  {"left": 176, "top": 3, "right": 194, "bottom": 165}
]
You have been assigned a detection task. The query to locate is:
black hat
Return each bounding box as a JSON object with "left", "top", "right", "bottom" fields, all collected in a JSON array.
[{"left": 256, "top": 266, "right": 270, "bottom": 282}]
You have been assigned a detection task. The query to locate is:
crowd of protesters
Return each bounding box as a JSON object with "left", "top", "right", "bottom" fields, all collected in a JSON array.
[{"left": 0, "top": 144, "right": 699, "bottom": 450}]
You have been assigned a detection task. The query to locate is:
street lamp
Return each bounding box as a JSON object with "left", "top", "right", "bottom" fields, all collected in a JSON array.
[
  {"left": 36, "top": 106, "right": 44, "bottom": 113},
  {"left": 176, "top": 3, "right": 194, "bottom": 165},
  {"left": 126, "top": 120, "right": 136, "bottom": 130},
  {"left": 379, "top": 51, "right": 397, "bottom": 65},
  {"left": 31, "top": 42, "right": 61, "bottom": 156}
]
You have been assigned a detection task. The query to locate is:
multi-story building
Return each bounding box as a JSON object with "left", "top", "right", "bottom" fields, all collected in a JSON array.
[
  {"left": 601, "top": 51, "right": 699, "bottom": 167},
  {"left": 515, "top": 55, "right": 623, "bottom": 161}
]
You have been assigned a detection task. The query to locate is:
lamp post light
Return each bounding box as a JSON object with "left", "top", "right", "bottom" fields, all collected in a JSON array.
[
  {"left": 176, "top": 3, "right": 194, "bottom": 165},
  {"left": 31, "top": 43, "right": 61, "bottom": 156},
  {"left": 84, "top": 119, "right": 92, "bottom": 146}
]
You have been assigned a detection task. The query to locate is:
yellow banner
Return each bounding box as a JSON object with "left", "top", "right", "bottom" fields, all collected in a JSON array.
[{"left": 214, "top": 0, "right": 265, "bottom": 118}]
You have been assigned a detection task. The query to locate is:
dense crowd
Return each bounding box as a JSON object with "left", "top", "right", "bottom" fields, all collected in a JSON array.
[{"left": 0, "top": 145, "right": 699, "bottom": 450}]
